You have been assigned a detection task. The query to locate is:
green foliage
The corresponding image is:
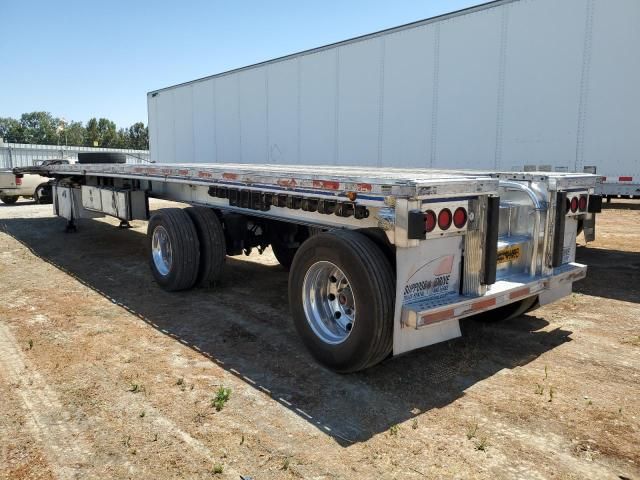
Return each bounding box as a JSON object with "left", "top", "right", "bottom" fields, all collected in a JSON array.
[
  {"left": 211, "top": 387, "right": 232, "bottom": 411},
  {"left": 0, "top": 112, "right": 148, "bottom": 150}
]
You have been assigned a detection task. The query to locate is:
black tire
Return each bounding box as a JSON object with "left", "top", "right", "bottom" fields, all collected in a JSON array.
[
  {"left": 34, "top": 183, "right": 53, "bottom": 205},
  {"left": 289, "top": 230, "right": 395, "bottom": 373},
  {"left": 77, "top": 152, "right": 126, "bottom": 164},
  {"left": 185, "top": 207, "right": 226, "bottom": 287},
  {"left": 271, "top": 242, "right": 296, "bottom": 270},
  {"left": 0, "top": 195, "right": 19, "bottom": 205},
  {"left": 270, "top": 224, "right": 311, "bottom": 270},
  {"left": 473, "top": 295, "right": 539, "bottom": 323},
  {"left": 147, "top": 208, "right": 200, "bottom": 291}
]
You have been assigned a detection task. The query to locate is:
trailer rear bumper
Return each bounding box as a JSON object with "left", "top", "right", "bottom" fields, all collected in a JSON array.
[{"left": 401, "top": 262, "right": 587, "bottom": 329}]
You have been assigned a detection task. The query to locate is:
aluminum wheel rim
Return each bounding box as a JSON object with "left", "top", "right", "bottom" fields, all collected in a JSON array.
[
  {"left": 151, "top": 226, "right": 173, "bottom": 276},
  {"left": 302, "top": 261, "right": 356, "bottom": 345}
]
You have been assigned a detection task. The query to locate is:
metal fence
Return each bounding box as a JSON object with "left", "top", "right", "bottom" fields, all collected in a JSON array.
[{"left": 0, "top": 139, "right": 150, "bottom": 169}]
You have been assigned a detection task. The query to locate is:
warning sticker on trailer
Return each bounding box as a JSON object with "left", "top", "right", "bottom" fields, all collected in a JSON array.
[{"left": 497, "top": 246, "right": 521, "bottom": 264}]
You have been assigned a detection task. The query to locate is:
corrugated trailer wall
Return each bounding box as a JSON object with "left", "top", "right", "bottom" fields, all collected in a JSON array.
[
  {"left": 0, "top": 142, "right": 150, "bottom": 169},
  {"left": 148, "top": 0, "right": 640, "bottom": 180}
]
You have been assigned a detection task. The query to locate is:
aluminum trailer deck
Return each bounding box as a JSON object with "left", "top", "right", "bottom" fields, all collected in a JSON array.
[{"left": 16, "top": 161, "right": 598, "bottom": 371}]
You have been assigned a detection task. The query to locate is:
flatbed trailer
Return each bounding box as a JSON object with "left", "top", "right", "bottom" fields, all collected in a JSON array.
[{"left": 16, "top": 161, "right": 599, "bottom": 371}]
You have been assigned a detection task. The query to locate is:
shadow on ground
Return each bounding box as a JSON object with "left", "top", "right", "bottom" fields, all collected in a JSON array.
[
  {"left": 1, "top": 215, "right": 575, "bottom": 446},
  {"left": 574, "top": 246, "right": 640, "bottom": 304}
]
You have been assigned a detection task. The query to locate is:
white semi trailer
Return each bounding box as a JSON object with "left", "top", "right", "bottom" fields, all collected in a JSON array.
[
  {"left": 15, "top": 0, "right": 605, "bottom": 372},
  {"left": 147, "top": 0, "right": 639, "bottom": 197}
]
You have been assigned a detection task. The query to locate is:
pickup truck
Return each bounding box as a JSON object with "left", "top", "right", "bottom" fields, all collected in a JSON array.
[{"left": 0, "top": 170, "right": 51, "bottom": 204}]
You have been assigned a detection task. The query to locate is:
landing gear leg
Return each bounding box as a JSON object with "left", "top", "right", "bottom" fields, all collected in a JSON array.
[{"left": 119, "top": 220, "right": 132, "bottom": 229}]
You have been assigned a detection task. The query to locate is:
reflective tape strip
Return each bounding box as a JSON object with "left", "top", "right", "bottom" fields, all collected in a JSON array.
[
  {"left": 419, "top": 309, "right": 455, "bottom": 327},
  {"left": 312, "top": 180, "right": 340, "bottom": 190},
  {"left": 619, "top": 176, "right": 633, "bottom": 182},
  {"left": 471, "top": 297, "right": 497, "bottom": 311},
  {"left": 509, "top": 287, "right": 531, "bottom": 300}
]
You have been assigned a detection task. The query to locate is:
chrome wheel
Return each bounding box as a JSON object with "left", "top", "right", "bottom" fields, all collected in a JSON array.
[
  {"left": 302, "top": 261, "right": 356, "bottom": 345},
  {"left": 151, "top": 226, "right": 173, "bottom": 276}
]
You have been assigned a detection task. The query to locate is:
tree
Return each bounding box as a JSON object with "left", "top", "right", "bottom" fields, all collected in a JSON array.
[
  {"left": 127, "top": 122, "right": 148, "bottom": 150},
  {"left": 19, "top": 112, "right": 58, "bottom": 144},
  {"left": 85, "top": 118, "right": 99, "bottom": 146},
  {"left": 1, "top": 112, "right": 147, "bottom": 149},
  {"left": 0, "top": 117, "right": 24, "bottom": 143},
  {"left": 97, "top": 118, "right": 117, "bottom": 147},
  {"left": 64, "top": 121, "right": 85, "bottom": 146}
]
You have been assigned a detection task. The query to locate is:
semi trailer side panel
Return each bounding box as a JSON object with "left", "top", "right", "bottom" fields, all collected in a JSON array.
[
  {"left": 148, "top": 0, "right": 640, "bottom": 192},
  {"left": 582, "top": 0, "right": 640, "bottom": 178}
]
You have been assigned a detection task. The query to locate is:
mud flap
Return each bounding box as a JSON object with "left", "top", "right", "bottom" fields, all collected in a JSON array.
[
  {"left": 583, "top": 213, "right": 596, "bottom": 243},
  {"left": 393, "top": 237, "right": 463, "bottom": 355}
]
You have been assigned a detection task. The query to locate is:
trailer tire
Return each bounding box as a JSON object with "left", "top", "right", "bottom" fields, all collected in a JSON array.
[
  {"left": 289, "top": 230, "right": 395, "bottom": 373},
  {"left": 185, "top": 207, "right": 226, "bottom": 287},
  {"left": 0, "top": 195, "right": 19, "bottom": 205},
  {"left": 147, "top": 208, "right": 200, "bottom": 291},
  {"left": 271, "top": 241, "right": 297, "bottom": 270},
  {"left": 77, "top": 152, "right": 126, "bottom": 164},
  {"left": 34, "top": 183, "right": 53, "bottom": 204}
]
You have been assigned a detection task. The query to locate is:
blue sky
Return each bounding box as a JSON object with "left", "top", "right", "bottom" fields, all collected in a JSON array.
[{"left": 2, "top": 0, "right": 482, "bottom": 128}]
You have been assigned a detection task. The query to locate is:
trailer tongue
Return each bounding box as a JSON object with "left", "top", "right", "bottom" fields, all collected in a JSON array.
[{"left": 14, "top": 162, "right": 597, "bottom": 371}]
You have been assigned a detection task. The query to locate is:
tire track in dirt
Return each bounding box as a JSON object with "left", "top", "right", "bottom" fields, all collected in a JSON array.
[{"left": 0, "top": 322, "right": 92, "bottom": 480}]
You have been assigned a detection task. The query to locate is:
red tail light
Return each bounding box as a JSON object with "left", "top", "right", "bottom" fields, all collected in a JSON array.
[
  {"left": 453, "top": 207, "right": 467, "bottom": 229},
  {"left": 438, "top": 208, "right": 452, "bottom": 230},
  {"left": 570, "top": 197, "right": 578, "bottom": 213},
  {"left": 424, "top": 210, "right": 437, "bottom": 233},
  {"left": 15, "top": 176, "right": 22, "bottom": 186},
  {"left": 578, "top": 196, "right": 587, "bottom": 211}
]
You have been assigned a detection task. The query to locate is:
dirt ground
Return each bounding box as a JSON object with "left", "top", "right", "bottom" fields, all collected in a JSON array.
[{"left": 0, "top": 197, "right": 638, "bottom": 480}]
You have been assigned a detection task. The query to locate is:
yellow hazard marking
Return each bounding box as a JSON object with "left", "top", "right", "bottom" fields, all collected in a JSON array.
[{"left": 497, "top": 246, "right": 521, "bottom": 264}]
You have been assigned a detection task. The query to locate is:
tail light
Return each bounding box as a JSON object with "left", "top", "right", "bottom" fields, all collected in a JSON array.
[
  {"left": 578, "top": 195, "right": 587, "bottom": 211},
  {"left": 424, "top": 210, "right": 436, "bottom": 233},
  {"left": 438, "top": 208, "right": 452, "bottom": 230},
  {"left": 453, "top": 207, "right": 467, "bottom": 229},
  {"left": 570, "top": 197, "right": 578, "bottom": 213},
  {"left": 15, "top": 176, "right": 22, "bottom": 186}
]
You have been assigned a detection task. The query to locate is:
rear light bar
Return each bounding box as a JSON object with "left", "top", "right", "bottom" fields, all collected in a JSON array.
[
  {"left": 578, "top": 195, "right": 587, "bottom": 212},
  {"left": 437, "top": 208, "right": 452, "bottom": 230},
  {"left": 570, "top": 197, "right": 578, "bottom": 213},
  {"left": 407, "top": 201, "right": 471, "bottom": 239},
  {"left": 424, "top": 210, "right": 437, "bottom": 233},
  {"left": 453, "top": 207, "right": 467, "bottom": 229},
  {"left": 564, "top": 192, "right": 590, "bottom": 216}
]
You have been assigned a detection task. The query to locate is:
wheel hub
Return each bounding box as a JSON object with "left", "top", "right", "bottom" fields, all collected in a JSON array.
[
  {"left": 151, "top": 226, "right": 173, "bottom": 276},
  {"left": 302, "top": 261, "right": 356, "bottom": 344}
]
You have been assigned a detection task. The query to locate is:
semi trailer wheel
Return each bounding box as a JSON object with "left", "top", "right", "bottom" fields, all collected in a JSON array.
[
  {"left": 34, "top": 183, "right": 53, "bottom": 204},
  {"left": 185, "top": 207, "right": 226, "bottom": 287},
  {"left": 271, "top": 225, "right": 311, "bottom": 270},
  {"left": 147, "top": 208, "right": 200, "bottom": 291},
  {"left": 0, "top": 195, "right": 18, "bottom": 205},
  {"left": 288, "top": 230, "right": 395, "bottom": 373}
]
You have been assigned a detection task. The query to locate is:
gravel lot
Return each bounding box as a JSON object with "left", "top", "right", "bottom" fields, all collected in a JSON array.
[{"left": 0, "top": 198, "right": 638, "bottom": 479}]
